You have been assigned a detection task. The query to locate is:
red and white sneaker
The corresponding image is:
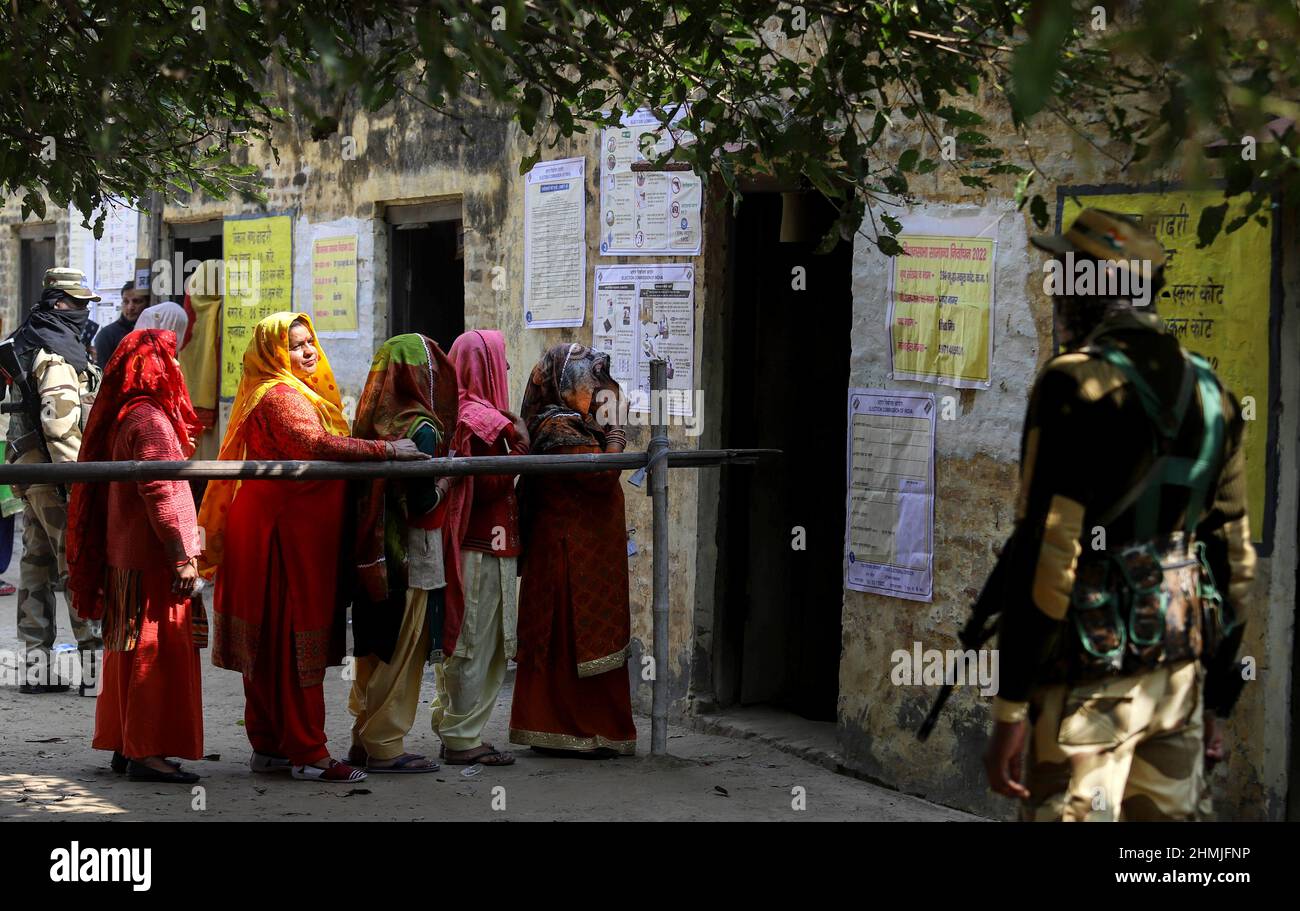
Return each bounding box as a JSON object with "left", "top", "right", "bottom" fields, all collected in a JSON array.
[{"left": 291, "top": 759, "right": 368, "bottom": 782}]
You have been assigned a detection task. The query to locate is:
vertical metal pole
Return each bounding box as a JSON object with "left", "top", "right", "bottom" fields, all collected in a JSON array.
[{"left": 649, "top": 359, "right": 670, "bottom": 755}]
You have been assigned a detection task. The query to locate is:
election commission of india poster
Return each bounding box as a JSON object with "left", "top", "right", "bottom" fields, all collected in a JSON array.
[
  {"left": 592, "top": 264, "right": 696, "bottom": 416},
  {"left": 599, "top": 107, "right": 701, "bottom": 256},
  {"left": 887, "top": 214, "right": 997, "bottom": 388},
  {"left": 1061, "top": 188, "right": 1274, "bottom": 544},
  {"left": 524, "top": 157, "right": 586, "bottom": 328},
  {"left": 221, "top": 214, "right": 292, "bottom": 398},
  {"left": 844, "top": 389, "right": 936, "bottom": 601}
]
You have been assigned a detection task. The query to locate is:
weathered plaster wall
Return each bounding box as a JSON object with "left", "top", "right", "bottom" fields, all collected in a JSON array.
[{"left": 839, "top": 118, "right": 1297, "bottom": 820}]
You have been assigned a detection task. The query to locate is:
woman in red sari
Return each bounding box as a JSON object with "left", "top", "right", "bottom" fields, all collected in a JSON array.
[
  {"left": 67, "top": 329, "right": 205, "bottom": 783},
  {"left": 198, "top": 313, "right": 426, "bottom": 782},
  {"left": 509, "top": 344, "right": 637, "bottom": 757}
]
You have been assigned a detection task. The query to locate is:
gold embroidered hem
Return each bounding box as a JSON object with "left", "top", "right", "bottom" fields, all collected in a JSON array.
[
  {"left": 294, "top": 628, "right": 332, "bottom": 688},
  {"left": 576, "top": 642, "right": 629, "bottom": 679},
  {"left": 508, "top": 727, "right": 636, "bottom": 755},
  {"left": 212, "top": 611, "right": 260, "bottom": 677}
]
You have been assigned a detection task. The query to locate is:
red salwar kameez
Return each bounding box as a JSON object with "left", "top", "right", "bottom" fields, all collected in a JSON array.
[
  {"left": 67, "top": 329, "right": 206, "bottom": 766},
  {"left": 212, "top": 384, "right": 386, "bottom": 765},
  {"left": 93, "top": 400, "right": 204, "bottom": 760}
]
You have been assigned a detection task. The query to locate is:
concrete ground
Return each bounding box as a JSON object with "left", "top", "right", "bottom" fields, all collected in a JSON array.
[{"left": 0, "top": 533, "right": 972, "bottom": 821}]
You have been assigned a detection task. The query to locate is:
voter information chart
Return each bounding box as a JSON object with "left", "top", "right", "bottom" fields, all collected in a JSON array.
[
  {"left": 844, "top": 389, "right": 936, "bottom": 601},
  {"left": 524, "top": 157, "right": 586, "bottom": 328},
  {"left": 599, "top": 170, "right": 702, "bottom": 256},
  {"left": 221, "top": 214, "right": 293, "bottom": 398},
  {"left": 592, "top": 264, "right": 696, "bottom": 416}
]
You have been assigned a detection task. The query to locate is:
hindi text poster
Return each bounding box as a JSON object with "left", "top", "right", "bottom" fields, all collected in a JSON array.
[
  {"left": 221, "top": 214, "right": 293, "bottom": 398},
  {"left": 310, "top": 234, "right": 359, "bottom": 336}
]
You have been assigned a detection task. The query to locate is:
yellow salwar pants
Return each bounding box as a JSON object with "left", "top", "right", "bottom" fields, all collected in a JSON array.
[
  {"left": 430, "top": 551, "right": 516, "bottom": 752},
  {"left": 348, "top": 587, "right": 431, "bottom": 761}
]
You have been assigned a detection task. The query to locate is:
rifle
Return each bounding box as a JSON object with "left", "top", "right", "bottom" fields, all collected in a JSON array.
[
  {"left": 916, "top": 528, "right": 1020, "bottom": 741},
  {"left": 0, "top": 338, "right": 65, "bottom": 499}
]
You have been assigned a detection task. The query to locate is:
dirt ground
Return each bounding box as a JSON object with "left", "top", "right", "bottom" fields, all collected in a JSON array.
[{"left": 0, "top": 569, "right": 972, "bottom": 822}]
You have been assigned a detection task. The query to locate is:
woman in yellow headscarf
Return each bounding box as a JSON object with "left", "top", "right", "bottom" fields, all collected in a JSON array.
[{"left": 199, "top": 312, "right": 426, "bottom": 783}]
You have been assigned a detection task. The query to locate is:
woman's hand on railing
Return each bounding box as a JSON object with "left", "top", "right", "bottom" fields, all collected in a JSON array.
[{"left": 386, "top": 439, "right": 431, "bottom": 461}]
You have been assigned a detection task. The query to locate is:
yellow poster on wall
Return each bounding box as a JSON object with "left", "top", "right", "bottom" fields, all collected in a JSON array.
[
  {"left": 221, "top": 215, "right": 293, "bottom": 398},
  {"left": 311, "top": 235, "right": 358, "bottom": 335},
  {"left": 1061, "top": 188, "right": 1273, "bottom": 543},
  {"left": 889, "top": 231, "right": 995, "bottom": 388}
]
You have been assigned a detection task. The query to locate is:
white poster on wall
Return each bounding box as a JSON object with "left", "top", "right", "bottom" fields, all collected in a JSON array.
[
  {"left": 523, "top": 156, "right": 586, "bottom": 328},
  {"left": 592, "top": 263, "right": 695, "bottom": 416},
  {"left": 844, "top": 388, "right": 935, "bottom": 602}
]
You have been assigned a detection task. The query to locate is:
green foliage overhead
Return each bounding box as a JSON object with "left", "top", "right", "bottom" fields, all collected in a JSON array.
[{"left": 2, "top": 1, "right": 1296, "bottom": 247}]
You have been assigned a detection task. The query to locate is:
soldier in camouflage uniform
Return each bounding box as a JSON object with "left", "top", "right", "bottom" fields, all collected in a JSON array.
[
  {"left": 5, "top": 268, "right": 103, "bottom": 694},
  {"left": 984, "top": 210, "right": 1255, "bottom": 821}
]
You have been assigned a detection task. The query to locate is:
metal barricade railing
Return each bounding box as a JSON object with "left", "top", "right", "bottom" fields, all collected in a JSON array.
[{"left": 0, "top": 362, "right": 777, "bottom": 755}]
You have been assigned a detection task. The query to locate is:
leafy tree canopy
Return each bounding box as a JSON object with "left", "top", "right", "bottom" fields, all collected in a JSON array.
[{"left": 2, "top": 1, "right": 1295, "bottom": 248}]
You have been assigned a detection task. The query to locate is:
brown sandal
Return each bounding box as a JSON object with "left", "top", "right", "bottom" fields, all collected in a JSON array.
[{"left": 442, "top": 745, "right": 515, "bottom": 766}]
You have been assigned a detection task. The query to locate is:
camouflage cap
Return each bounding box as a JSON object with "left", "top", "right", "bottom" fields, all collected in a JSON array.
[
  {"left": 1031, "top": 208, "right": 1166, "bottom": 273},
  {"left": 43, "top": 267, "right": 101, "bottom": 301}
]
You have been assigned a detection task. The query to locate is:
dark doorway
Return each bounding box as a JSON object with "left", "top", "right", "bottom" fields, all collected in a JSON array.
[
  {"left": 715, "top": 191, "right": 852, "bottom": 722},
  {"left": 388, "top": 202, "right": 464, "bottom": 353},
  {"left": 166, "top": 223, "right": 223, "bottom": 305},
  {"left": 18, "top": 234, "right": 56, "bottom": 325}
]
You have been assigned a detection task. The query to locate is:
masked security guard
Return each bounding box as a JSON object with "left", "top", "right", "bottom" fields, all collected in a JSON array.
[
  {"left": 5, "top": 267, "right": 103, "bottom": 694},
  {"left": 984, "top": 210, "right": 1255, "bottom": 821}
]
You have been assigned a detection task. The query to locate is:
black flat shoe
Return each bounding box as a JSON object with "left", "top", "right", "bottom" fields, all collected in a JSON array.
[
  {"left": 111, "top": 751, "right": 128, "bottom": 774},
  {"left": 18, "top": 682, "right": 69, "bottom": 694},
  {"left": 126, "top": 760, "right": 199, "bottom": 784}
]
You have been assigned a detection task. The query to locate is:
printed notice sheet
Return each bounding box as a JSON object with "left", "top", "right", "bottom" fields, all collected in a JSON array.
[
  {"left": 599, "top": 170, "right": 702, "bottom": 256},
  {"left": 524, "top": 157, "right": 586, "bottom": 328},
  {"left": 844, "top": 389, "right": 936, "bottom": 601},
  {"left": 592, "top": 264, "right": 696, "bottom": 415},
  {"left": 310, "top": 234, "right": 358, "bottom": 336},
  {"left": 601, "top": 106, "right": 692, "bottom": 175},
  {"left": 221, "top": 214, "right": 293, "bottom": 398},
  {"left": 599, "top": 106, "right": 700, "bottom": 256},
  {"left": 887, "top": 214, "right": 998, "bottom": 388}
]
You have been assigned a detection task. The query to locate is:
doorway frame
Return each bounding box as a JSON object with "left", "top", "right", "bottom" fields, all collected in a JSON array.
[{"left": 382, "top": 197, "right": 464, "bottom": 348}]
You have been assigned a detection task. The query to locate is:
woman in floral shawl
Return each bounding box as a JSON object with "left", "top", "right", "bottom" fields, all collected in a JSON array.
[
  {"left": 347, "top": 334, "right": 457, "bottom": 773},
  {"left": 508, "top": 343, "right": 637, "bottom": 757}
]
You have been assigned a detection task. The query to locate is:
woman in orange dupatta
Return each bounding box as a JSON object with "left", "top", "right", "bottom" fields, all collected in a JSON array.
[
  {"left": 67, "top": 329, "right": 205, "bottom": 783},
  {"left": 198, "top": 313, "right": 426, "bottom": 783},
  {"left": 509, "top": 344, "right": 637, "bottom": 757}
]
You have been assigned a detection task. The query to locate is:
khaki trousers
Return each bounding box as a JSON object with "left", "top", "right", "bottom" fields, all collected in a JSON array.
[
  {"left": 1023, "top": 659, "right": 1211, "bottom": 821},
  {"left": 348, "top": 588, "right": 432, "bottom": 761},
  {"left": 430, "top": 551, "right": 516, "bottom": 752}
]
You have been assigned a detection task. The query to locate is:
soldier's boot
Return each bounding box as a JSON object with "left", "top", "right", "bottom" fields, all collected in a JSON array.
[{"left": 16, "top": 499, "right": 68, "bottom": 694}]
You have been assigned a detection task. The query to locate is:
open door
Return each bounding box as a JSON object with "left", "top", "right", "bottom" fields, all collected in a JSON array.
[
  {"left": 715, "top": 191, "right": 852, "bottom": 721},
  {"left": 387, "top": 200, "right": 464, "bottom": 352}
]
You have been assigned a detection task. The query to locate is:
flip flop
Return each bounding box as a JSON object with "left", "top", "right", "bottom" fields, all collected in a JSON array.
[
  {"left": 367, "top": 752, "right": 440, "bottom": 774},
  {"left": 443, "top": 746, "right": 515, "bottom": 766}
]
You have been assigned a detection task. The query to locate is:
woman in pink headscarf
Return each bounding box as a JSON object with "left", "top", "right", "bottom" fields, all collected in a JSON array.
[{"left": 431, "top": 330, "right": 528, "bottom": 766}]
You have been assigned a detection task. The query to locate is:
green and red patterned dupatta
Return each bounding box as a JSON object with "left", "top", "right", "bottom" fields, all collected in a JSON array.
[{"left": 352, "top": 335, "right": 458, "bottom": 633}]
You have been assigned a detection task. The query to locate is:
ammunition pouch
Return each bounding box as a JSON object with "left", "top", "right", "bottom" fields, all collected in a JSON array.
[{"left": 1052, "top": 533, "right": 1237, "bottom": 682}]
